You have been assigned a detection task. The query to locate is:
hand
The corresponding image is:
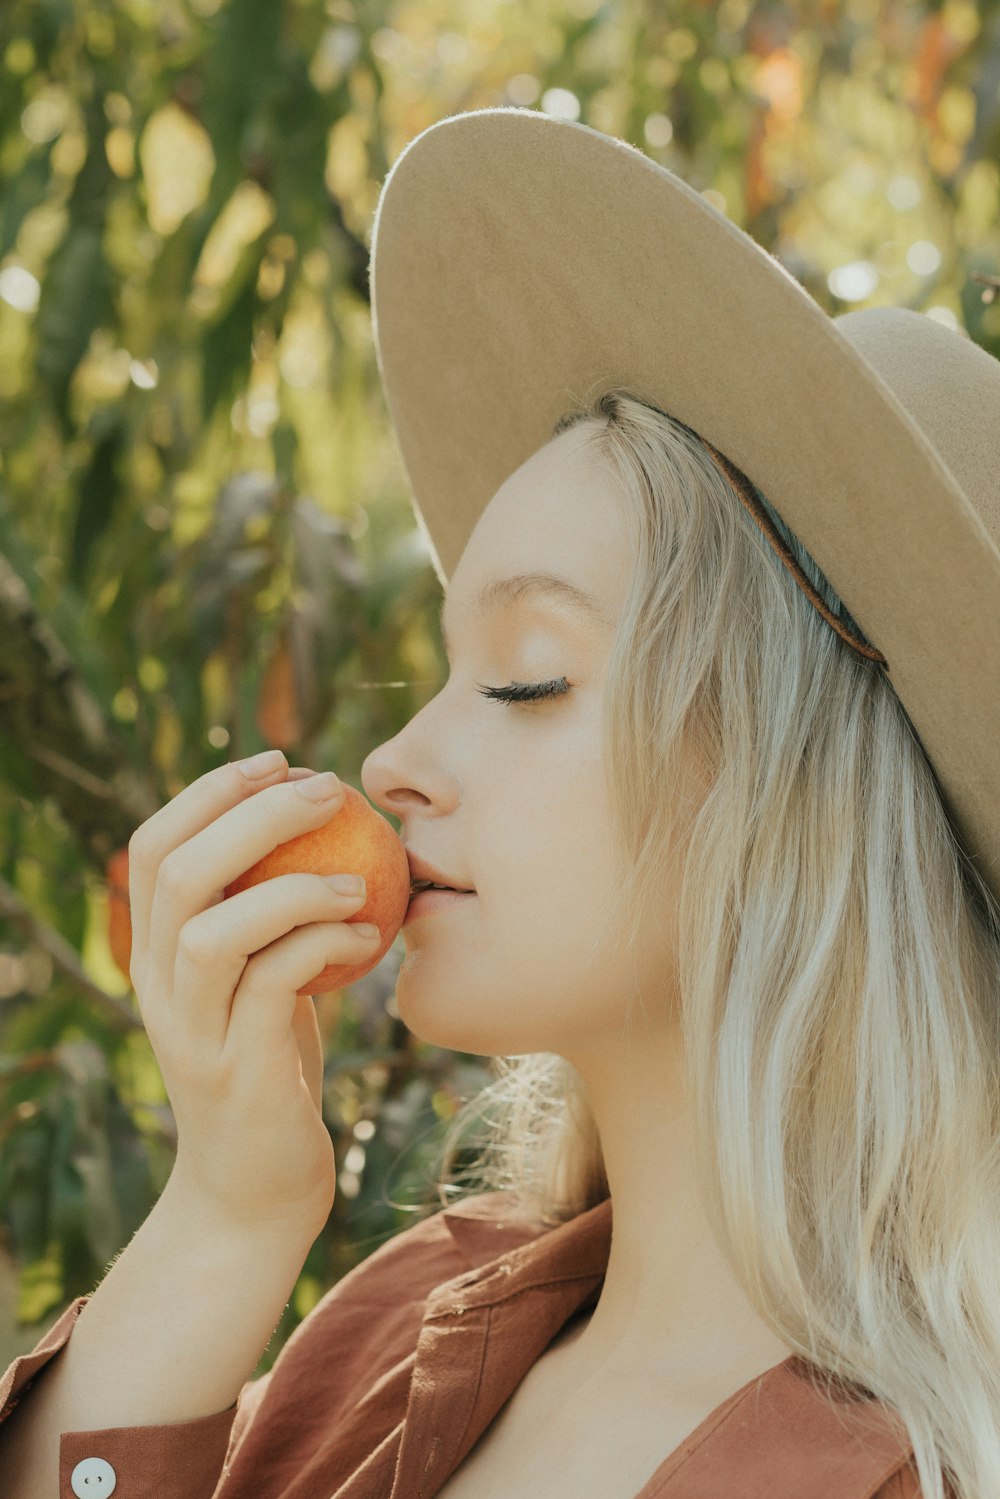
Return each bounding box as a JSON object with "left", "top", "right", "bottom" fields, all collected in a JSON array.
[{"left": 126, "top": 754, "right": 380, "bottom": 1236}]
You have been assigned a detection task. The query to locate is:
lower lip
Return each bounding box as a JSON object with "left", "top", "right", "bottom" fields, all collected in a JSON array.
[{"left": 404, "top": 889, "right": 477, "bottom": 921}]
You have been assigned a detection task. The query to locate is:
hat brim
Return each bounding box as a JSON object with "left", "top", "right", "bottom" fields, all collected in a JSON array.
[{"left": 369, "top": 106, "right": 1000, "bottom": 911}]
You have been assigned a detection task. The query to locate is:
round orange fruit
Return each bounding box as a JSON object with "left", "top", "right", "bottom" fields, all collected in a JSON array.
[
  {"left": 223, "top": 782, "right": 410, "bottom": 995},
  {"left": 106, "top": 846, "right": 133, "bottom": 985}
]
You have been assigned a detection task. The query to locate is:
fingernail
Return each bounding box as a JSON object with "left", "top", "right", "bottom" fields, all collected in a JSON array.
[
  {"left": 328, "top": 874, "right": 365, "bottom": 895},
  {"left": 354, "top": 923, "right": 380, "bottom": 939},
  {"left": 236, "top": 749, "right": 286, "bottom": 780},
  {"left": 294, "top": 771, "right": 342, "bottom": 802}
]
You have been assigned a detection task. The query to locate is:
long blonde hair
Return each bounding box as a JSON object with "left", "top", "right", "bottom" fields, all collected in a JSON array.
[{"left": 425, "top": 389, "right": 1000, "bottom": 1499}]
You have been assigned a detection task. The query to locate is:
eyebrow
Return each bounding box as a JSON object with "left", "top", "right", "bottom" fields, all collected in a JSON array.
[{"left": 438, "top": 571, "right": 610, "bottom": 653}]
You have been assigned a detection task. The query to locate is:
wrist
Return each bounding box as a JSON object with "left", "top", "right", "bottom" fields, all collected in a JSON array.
[{"left": 160, "top": 1165, "right": 328, "bottom": 1252}]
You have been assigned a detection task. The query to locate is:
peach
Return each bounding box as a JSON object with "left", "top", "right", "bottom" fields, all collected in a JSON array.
[
  {"left": 223, "top": 782, "right": 410, "bottom": 995},
  {"left": 107, "top": 785, "right": 411, "bottom": 998},
  {"left": 106, "top": 846, "right": 133, "bottom": 985}
]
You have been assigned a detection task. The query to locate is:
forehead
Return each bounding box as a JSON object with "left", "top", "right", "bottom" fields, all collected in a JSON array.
[{"left": 443, "top": 424, "right": 629, "bottom": 633}]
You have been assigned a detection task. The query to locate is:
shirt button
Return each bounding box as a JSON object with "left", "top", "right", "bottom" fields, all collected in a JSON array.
[{"left": 70, "top": 1456, "right": 117, "bottom": 1496}]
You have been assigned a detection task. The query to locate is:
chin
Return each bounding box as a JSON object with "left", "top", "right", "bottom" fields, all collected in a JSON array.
[{"left": 392, "top": 975, "right": 536, "bottom": 1058}]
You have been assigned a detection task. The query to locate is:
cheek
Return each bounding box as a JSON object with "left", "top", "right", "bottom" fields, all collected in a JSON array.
[
  {"left": 395, "top": 866, "right": 635, "bottom": 1058},
  {"left": 478, "top": 798, "right": 616, "bottom": 937},
  {"left": 395, "top": 717, "right": 628, "bottom": 1052},
  {"left": 489, "top": 724, "right": 612, "bottom": 883}
]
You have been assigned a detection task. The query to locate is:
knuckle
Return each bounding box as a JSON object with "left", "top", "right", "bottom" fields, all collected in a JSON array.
[
  {"left": 127, "top": 826, "right": 149, "bottom": 864},
  {"left": 176, "top": 917, "right": 214, "bottom": 965},
  {"left": 236, "top": 938, "right": 280, "bottom": 980},
  {"left": 157, "top": 850, "right": 187, "bottom": 896}
]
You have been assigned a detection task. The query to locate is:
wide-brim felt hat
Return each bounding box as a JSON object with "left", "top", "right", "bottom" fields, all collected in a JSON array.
[{"left": 367, "top": 106, "right": 1000, "bottom": 916}]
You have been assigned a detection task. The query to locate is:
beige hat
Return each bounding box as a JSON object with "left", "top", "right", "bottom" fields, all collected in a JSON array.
[{"left": 368, "top": 106, "right": 1000, "bottom": 915}]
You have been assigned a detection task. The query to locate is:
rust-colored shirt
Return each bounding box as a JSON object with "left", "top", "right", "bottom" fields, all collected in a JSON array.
[{"left": 1, "top": 1191, "right": 924, "bottom": 1497}]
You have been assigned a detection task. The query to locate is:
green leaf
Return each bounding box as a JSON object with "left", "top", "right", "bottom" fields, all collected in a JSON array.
[
  {"left": 0, "top": 146, "right": 54, "bottom": 262},
  {"left": 200, "top": 273, "right": 259, "bottom": 425},
  {"left": 200, "top": 0, "right": 284, "bottom": 183},
  {"left": 69, "top": 419, "right": 125, "bottom": 588},
  {"left": 16, "top": 1247, "right": 64, "bottom": 1325},
  {"left": 73, "top": 1145, "right": 122, "bottom": 1268},
  {"left": 1, "top": 1119, "right": 52, "bottom": 1262},
  {"left": 34, "top": 226, "right": 112, "bottom": 435}
]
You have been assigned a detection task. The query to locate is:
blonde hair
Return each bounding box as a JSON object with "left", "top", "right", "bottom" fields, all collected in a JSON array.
[{"left": 424, "top": 389, "right": 1000, "bottom": 1499}]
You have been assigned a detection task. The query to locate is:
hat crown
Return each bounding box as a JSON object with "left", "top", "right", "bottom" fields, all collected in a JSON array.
[
  {"left": 834, "top": 306, "right": 1000, "bottom": 560},
  {"left": 370, "top": 106, "right": 1000, "bottom": 912}
]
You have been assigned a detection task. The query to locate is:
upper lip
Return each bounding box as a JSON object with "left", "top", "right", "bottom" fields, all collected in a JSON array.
[{"left": 406, "top": 854, "right": 475, "bottom": 894}]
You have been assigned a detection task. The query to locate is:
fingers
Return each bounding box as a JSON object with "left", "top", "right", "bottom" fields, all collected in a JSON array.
[
  {"left": 222, "top": 917, "right": 380, "bottom": 1070},
  {"left": 143, "top": 771, "right": 347, "bottom": 999},
  {"left": 122, "top": 757, "right": 360, "bottom": 1233},
  {"left": 127, "top": 756, "right": 292, "bottom": 990},
  {"left": 168, "top": 872, "right": 368, "bottom": 1051},
  {"left": 290, "top": 993, "right": 325, "bottom": 1111}
]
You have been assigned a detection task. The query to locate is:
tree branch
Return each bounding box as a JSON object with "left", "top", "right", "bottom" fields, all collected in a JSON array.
[
  {"left": 0, "top": 872, "right": 140, "bottom": 1034},
  {"left": 0, "top": 549, "right": 159, "bottom": 867}
]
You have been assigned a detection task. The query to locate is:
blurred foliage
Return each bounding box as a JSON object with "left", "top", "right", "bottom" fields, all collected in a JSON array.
[{"left": 1, "top": 0, "right": 999, "bottom": 1375}]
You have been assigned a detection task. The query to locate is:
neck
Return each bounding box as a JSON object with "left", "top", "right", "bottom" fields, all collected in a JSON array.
[{"left": 562, "top": 1020, "right": 796, "bottom": 1395}]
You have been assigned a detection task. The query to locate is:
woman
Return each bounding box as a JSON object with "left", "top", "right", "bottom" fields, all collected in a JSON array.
[{"left": 3, "top": 108, "right": 999, "bottom": 1499}]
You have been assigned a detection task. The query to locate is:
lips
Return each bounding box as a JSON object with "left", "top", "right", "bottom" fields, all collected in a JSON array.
[
  {"left": 406, "top": 853, "right": 475, "bottom": 895},
  {"left": 404, "top": 885, "right": 477, "bottom": 922}
]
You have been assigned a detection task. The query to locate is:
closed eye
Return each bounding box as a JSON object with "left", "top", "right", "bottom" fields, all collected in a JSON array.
[{"left": 475, "top": 678, "right": 570, "bottom": 705}]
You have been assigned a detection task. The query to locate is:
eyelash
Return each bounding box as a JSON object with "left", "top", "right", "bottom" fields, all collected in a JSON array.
[{"left": 475, "top": 677, "right": 570, "bottom": 706}]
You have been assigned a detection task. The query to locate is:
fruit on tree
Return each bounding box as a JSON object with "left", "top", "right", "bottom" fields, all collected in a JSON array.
[{"left": 106, "top": 846, "right": 132, "bottom": 985}]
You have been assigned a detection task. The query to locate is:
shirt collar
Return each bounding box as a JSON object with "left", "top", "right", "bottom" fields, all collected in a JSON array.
[
  {"left": 438, "top": 1192, "right": 611, "bottom": 1289},
  {"left": 415, "top": 1192, "right": 917, "bottom": 1499}
]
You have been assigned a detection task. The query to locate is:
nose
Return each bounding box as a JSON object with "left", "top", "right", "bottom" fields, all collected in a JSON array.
[
  {"left": 361, "top": 674, "right": 467, "bottom": 821},
  {"left": 361, "top": 738, "right": 434, "bottom": 819}
]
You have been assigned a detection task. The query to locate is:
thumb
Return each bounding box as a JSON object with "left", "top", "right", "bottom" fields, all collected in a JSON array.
[{"left": 291, "top": 992, "right": 325, "bottom": 1110}]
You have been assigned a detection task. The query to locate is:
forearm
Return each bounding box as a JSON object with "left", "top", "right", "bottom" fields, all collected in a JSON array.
[{"left": 0, "top": 1172, "right": 317, "bottom": 1497}]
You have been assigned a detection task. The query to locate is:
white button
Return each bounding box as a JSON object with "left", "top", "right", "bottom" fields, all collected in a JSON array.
[{"left": 70, "top": 1457, "right": 117, "bottom": 1497}]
